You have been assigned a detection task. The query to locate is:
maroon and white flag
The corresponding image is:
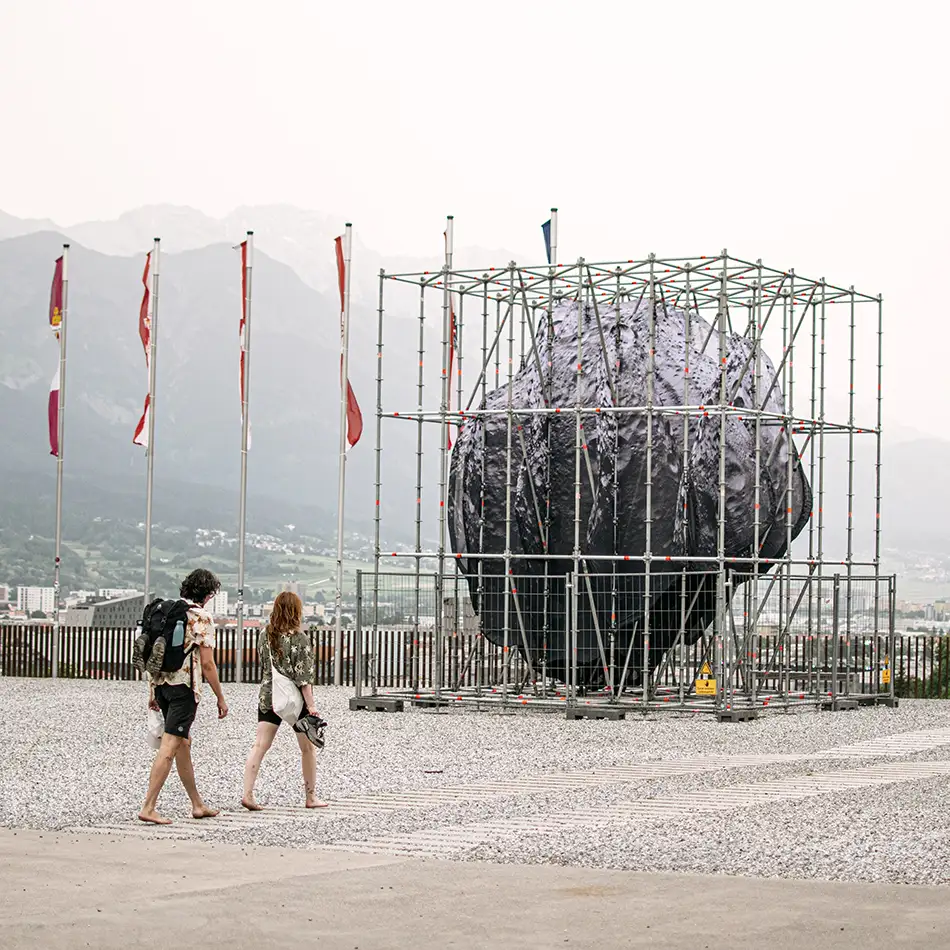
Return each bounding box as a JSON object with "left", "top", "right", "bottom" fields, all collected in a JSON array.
[
  {"left": 443, "top": 229, "right": 457, "bottom": 451},
  {"left": 132, "top": 251, "right": 152, "bottom": 447},
  {"left": 335, "top": 235, "right": 363, "bottom": 448},
  {"left": 48, "top": 255, "right": 64, "bottom": 457},
  {"left": 238, "top": 239, "right": 252, "bottom": 448}
]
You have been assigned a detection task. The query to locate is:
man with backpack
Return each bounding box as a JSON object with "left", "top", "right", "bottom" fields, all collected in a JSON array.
[{"left": 135, "top": 569, "right": 229, "bottom": 825}]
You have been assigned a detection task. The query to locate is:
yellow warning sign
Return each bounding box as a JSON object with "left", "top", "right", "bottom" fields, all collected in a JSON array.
[
  {"left": 695, "top": 678, "right": 717, "bottom": 696},
  {"left": 882, "top": 668, "right": 891, "bottom": 685},
  {"left": 695, "top": 660, "right": 717, "bottom": 696}
]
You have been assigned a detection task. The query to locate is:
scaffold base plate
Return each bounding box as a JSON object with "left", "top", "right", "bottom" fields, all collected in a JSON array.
[
  {"left": 716, "top": 709, "right": 760, "bottom": 723},
  {"left": 349, "top": 696, "right": 405, "bottom": 713},
  {"left": 824, "top": 698, "right": 860, "bottom": 712},
  {"left": 410, "top": 697, "right": 455, "bottom": 710},
  {"left": 566, "top": 707, "right": 626, "bottom": 722},
  {"left": 858, "top": 695, "right": 899, "bottom": 708}
]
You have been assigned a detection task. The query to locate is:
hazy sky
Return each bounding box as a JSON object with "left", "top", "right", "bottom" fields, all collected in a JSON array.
[{"left": 2, "top": 0, "right": 948, "bottom": 433}]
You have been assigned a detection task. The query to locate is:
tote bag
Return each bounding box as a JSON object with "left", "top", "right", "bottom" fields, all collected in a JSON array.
[
  {"left": 271, "top": 664, "right": 304, "bottom": 724},
  {"left": 146, "top": 707, "right": 165, "bottom": 750}
]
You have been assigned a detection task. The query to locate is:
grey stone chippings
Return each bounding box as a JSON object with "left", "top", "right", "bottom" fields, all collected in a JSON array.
[{"left": 2, "top": 679, "right": 949, "bottom": 885}]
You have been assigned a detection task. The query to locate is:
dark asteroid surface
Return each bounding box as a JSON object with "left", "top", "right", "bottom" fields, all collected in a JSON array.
[{"left": 448, "top": 299, "right": 811, "bottom": 684}]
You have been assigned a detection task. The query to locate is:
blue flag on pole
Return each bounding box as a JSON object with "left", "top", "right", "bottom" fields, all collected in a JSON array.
[{"left": 541, "top": 219, "right": 552, "bottom": 264}]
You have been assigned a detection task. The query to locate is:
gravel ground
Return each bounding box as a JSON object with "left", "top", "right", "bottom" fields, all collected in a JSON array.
[
  {"left": 2, "top": 678, "right": 949, "bottom": 884},
  {"left": 469, "top": 775, "right": 950, "bottom": 886}
]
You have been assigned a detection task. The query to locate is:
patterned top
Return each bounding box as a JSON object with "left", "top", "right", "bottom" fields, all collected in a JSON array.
[
  {"left": 148, "top": 602, "right": 216, "bottom": 704},
  {"left": 258, "top": 627, "right": 315, "bottom": 714}
]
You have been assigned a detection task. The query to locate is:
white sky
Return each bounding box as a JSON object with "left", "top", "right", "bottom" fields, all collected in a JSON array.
[{"left": 2, "top": 0, "right": 948, "bottom": 434}]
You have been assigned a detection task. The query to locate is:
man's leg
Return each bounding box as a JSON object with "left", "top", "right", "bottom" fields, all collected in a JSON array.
[
  {"left": 139, "top": 733, "right": 183, "bottom": 824},
  {"left": 175, "top": 739, "right": 219, "bottom": 819}
]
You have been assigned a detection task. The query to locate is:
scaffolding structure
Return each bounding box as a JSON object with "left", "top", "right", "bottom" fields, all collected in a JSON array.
[{"left": 352, "top": 228, "right": 894, "bottom": 720}]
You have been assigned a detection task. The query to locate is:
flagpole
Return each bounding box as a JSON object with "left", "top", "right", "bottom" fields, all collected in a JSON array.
[
  {"left": 550, "top": 207, "right": 558, "bottom": 267},
  {"left": 236, "top": 231, "right": 254, "bottom": 685},
  {"left": 52, "top": 243, "right": 69, "bottom": 680},
  {"left": 334, "top": 223, "right": 353, "bottom": 687},
  {"left": 143, "top": 238, "right": 160, "bottom": 603}
]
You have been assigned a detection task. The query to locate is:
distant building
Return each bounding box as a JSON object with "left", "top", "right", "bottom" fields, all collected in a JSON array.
[
  {"left": 64, "top": 594, "right": 144, "bottom": 628},
  {"left": 17, "top": 587, "right": 55, "bottom": 615},
  {"left": 0, "top": 584, "right": 10, "bottom": 604},
  {"left": 210, "top": 591, "right": 229, "bottom": 617},
  {"left": 66, "top": 589, "right": 97, "bottom": 608},
  {"left": 98, "top": 588, "right": 140, "bottom": 600},
  {"left": 279, "top": 582, "right": 305, "bottom": 599}
]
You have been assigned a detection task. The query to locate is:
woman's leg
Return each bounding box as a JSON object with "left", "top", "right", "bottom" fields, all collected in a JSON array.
[
  {"left": 242, "top": 722, "right": 279, "bottom": 809},
  {"left": 295, "top": 730, "right": 327, "bottom": 807}
]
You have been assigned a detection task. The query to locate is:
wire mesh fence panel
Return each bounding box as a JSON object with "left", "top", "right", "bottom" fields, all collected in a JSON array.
[
  {"left": 724, "top": 572, "right": 895, "bottom": 704},
  {"left": 356, "top": 572, "right": 568, "bottom": 700},
  {"left": 572, "top": 571, "right": 718, "bottom": 706},
  {"left": 358, "top": 572, "right": 439, "bottom": 693},
  {"left": 839, "top": 575, "right": 894, "bottom": 697}
]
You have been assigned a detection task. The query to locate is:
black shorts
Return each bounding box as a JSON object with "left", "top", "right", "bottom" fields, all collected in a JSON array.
[
  {"left": 155, "top": 684, "right": 198, "bottom": 739},
  {"left": 257, "top": 706, "right": 307, "bottom": 726},
  {"left": 258, "top": 706, "right": 285, "bottom": 726},
  {"left": 258, "top": 705, "right": 311, "bottom": 727}
]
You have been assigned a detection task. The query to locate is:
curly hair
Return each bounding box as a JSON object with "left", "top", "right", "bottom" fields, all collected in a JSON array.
[
  {"left": 180, "top": 568, "right": 221, "bottom": 605},
  {"left": 267, "top": 591, "right": 303, "bottom": 662}
]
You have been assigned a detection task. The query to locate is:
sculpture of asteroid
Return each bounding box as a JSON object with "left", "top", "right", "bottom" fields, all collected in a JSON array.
[{"left": 448, "top": 298, "right": 812, "bottom": 685}]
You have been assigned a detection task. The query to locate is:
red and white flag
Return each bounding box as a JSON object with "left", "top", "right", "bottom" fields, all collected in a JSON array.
[
  {"left": 132, "top": 251, "right": 152, "bottom": 447},
  {"left": 335, "top": 236, "right": 363, "bottom": 448},
  {"left": 443, "top": 229, "right": 457, "bottom": 451},
  {"left": 237, "top": 239, "right": 252, "bottom": 448},
  {"left": 447, "top": 298, "right": 457, "bottom": 450},
  {"left": 48, "top": 255, "right": 64, "bottom": 457}
]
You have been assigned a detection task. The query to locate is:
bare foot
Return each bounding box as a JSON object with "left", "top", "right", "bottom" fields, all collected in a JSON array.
[
  {"left": 305, "top": 799, "right": 329, "bottom": 809},
  {"left": 241, "top": 797, "right": 264, "bottom": 812},
  {"left": 192, "top": 805, "right": 220, "bottom": 819},
  {"left": 138, "top": 810, "right": 173, "bottom": 825}
]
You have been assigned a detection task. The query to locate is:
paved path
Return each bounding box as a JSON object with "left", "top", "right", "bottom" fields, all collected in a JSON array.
[{"left": 1, "top": 828, "right": 946, "bottom": 949}]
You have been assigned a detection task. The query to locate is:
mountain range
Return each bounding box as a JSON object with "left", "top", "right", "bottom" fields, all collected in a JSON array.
[{"left": 1, "top": 205, "right": 948, "bottom": 594}]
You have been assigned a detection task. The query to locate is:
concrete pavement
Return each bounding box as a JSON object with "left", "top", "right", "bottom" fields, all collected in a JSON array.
[{"left": 1, "top": 828, "right": 946, "bottom": 949}]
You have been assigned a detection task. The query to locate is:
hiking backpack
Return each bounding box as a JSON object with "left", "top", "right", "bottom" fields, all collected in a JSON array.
[{"left": 132, "top": 599, "right": 196, "bottom": 676}]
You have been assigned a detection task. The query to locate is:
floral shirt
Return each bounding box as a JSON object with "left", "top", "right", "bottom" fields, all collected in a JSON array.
[
  {"left": 148, "top": 601, "right": 216, "bottom": 704},
  {"left": 258, "top": 627, "right": 315, "bottom": 713}
]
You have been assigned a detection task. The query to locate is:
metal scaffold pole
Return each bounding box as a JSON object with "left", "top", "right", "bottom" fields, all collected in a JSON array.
[
  {"left": 411, "top": 275, "right": 425, "bottom": 691},
  {"left": 370, "top": 268, "right": 386, "bottom": 699},
  {"left": 570, "top": 260, "right": 585, "bottom": 706},
  {"left": 643, "top": 254, "right": 656, "bottom": 704},
  {"left": 435, "top": 216, "right": 455, "bottom": 702},
  {"left": 875, "top": 293, "right": 887, "bottom": 699}
]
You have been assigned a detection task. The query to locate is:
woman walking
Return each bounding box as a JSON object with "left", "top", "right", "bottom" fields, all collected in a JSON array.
[{"left": 242, "top": 591, "right": 327, "bottom": 810}]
